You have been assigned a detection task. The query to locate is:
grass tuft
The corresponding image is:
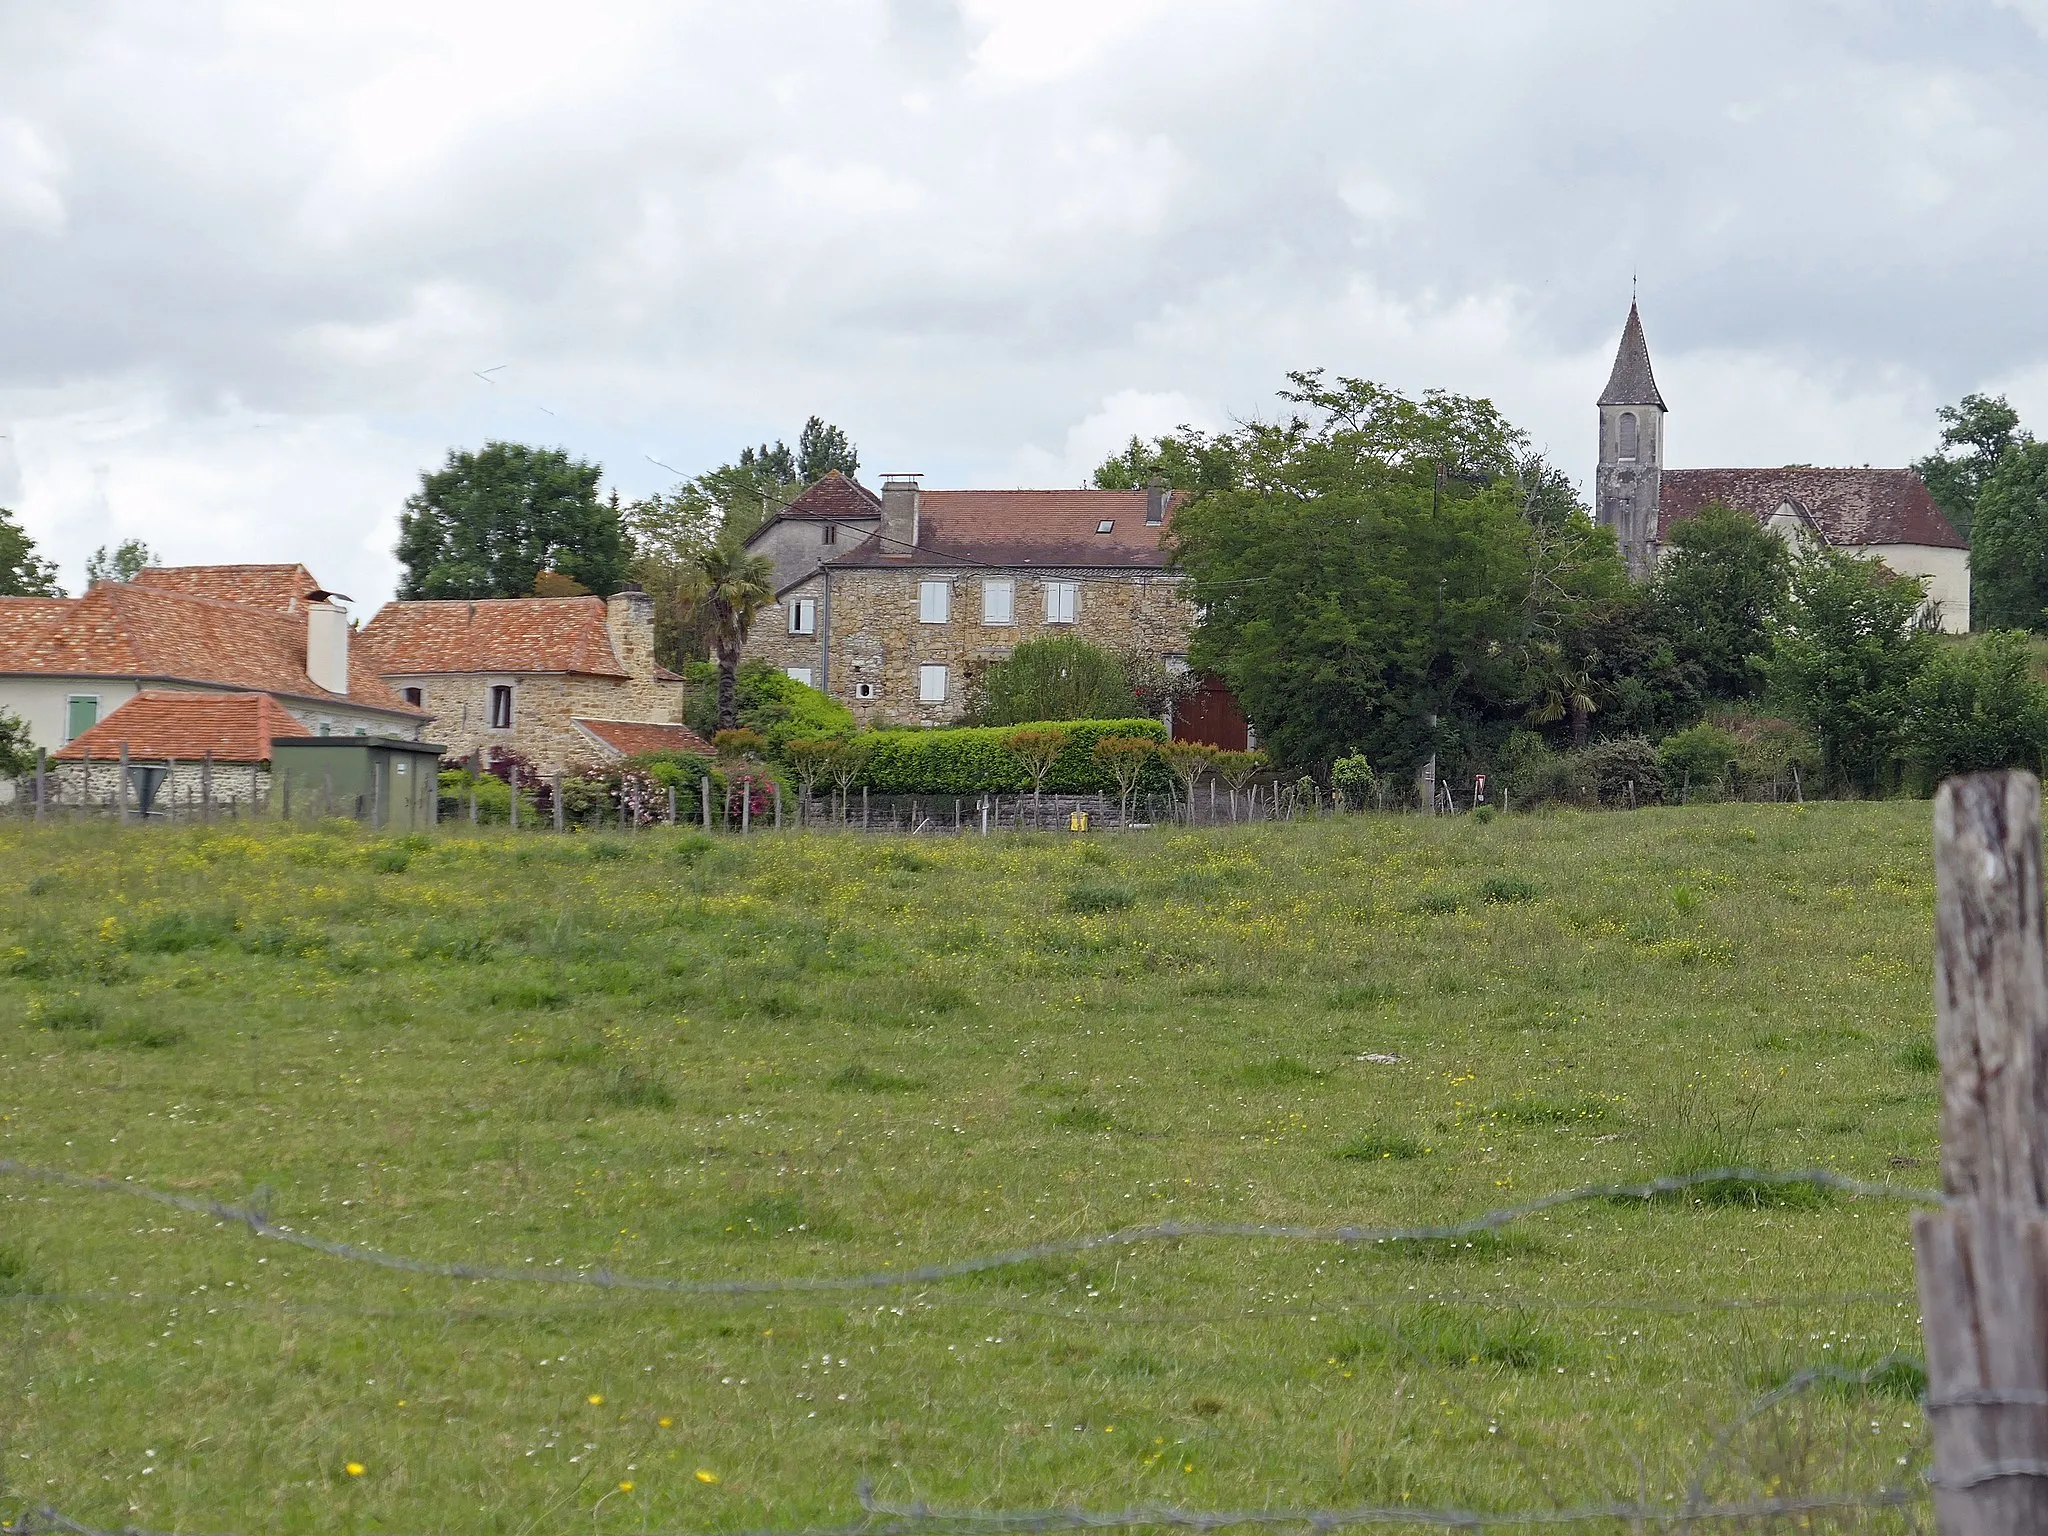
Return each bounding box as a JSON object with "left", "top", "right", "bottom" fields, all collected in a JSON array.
[
  {"left": 1047, "top": 1103, "right": 1114, "bottom": 1132},
  {"left": 1334, "top": 1132, "right": 1425, "bottom": 1161},
  {"left": 1478, "top": 874, "right": 1539, "bottom": 904},
  {"left": 830, "top": 1063, "right": 926, "bottom": 1093},
  {"left": 1898, "top": 1038, "right": 1940, "bottom": 1073},
  {"left": 1238, "top": 1057, "right": 1326, "bottom": 1087},
  {"left": 1063, "top": 883, "right": 1135, "bottom": 914}
]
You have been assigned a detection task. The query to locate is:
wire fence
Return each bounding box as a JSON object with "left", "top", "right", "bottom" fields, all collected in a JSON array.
[{"left": 2, "top": 1156, "right": 1950, "bottom": 1532}]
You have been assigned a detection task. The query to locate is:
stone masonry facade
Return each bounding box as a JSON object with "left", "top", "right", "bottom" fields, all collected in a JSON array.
[{"left": 748, "top": 566, "right": 1197, "bottom": 729}]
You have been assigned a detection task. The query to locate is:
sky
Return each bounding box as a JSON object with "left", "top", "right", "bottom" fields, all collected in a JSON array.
[{"left": 5, "top": 1, "right": 2048, "bottom": 610}]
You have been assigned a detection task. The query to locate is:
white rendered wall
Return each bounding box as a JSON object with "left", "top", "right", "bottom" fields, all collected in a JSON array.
[
  {"left": 0, "top": 677, "right": 145, "bottom": 753},
  {"left": 1859, "top": 544, "right": 1970, "bottom": 634}
]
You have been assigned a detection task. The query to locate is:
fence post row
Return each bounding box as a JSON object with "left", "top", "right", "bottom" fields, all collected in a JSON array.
[{"left": 1915, "top": 769, "right": 2048, "bottom": 1534}]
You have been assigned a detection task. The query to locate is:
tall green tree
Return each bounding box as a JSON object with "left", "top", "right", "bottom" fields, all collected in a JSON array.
[
  {"left": 686, "top": 538, "right": 777, "bottom": 731},
  {"left": 1971, "top": 441, "right": 2048, "bottom": 631},
  {"left": 1093, "top": 426, "right": 1244, "bottom": 492},
  {"left": 1905, "top": 630, "right": 2048, "bottom": 786},
  {"left": 1171, "top": 371, "right": 1611, "bottom": 774},
  {"left": 969, "top": 637, "right": 1139, "bottom": 725},
  {"left": 1651, "top": 498, "right": 1789, "bottom": 699},
  {"left": 395, "top": 442, "right": 627, "bottom": 600},
  {"left": 85, "top": 537, "right": 154, "bottom": 585},
  {"left": 1767, "top": 543, "right": 1934, "bottom": 794},
  {"left": 796, "top": 416, "right": 860, "bottom": 484},
  {"left": 1915, "top": 392, "right": 2027, "bottom": 542},
  {"left": 0, "top": 508, "right": 62, "bottom": 596}
]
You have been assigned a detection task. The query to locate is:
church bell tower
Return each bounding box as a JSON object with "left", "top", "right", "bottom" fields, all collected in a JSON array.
[{"left": 1596, "top": 301, "right": 1667, "bottom": 580}]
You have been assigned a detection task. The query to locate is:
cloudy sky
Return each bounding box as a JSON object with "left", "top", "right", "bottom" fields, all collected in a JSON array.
[{"left": 5, "top": 1, "right": 2048, "bottom": 607}]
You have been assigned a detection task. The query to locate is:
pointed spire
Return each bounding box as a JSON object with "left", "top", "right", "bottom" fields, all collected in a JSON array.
[{"left": 1599, "top": 301, "right": 1666, "bottom": 409}]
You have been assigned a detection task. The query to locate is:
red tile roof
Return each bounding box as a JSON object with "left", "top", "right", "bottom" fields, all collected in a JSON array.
[
  {"left": 129, "top": 563, "right": 325, "bottom": 613},
  {"left": 54, "top": 690, "right": 312, "bottom": 762},
  {"left": 573, "top": 719, "right": 715, "bottom": 759},
  {"left": 358, "top": 597, "right": 633, "bottom": 677},
  {"left": 1660, "top": 468, "right": 1966, "bottom": 551},
  {"left": 826, "top": 488, "right": 1181, "bottom": 570},
  {"left": 0, "top": 583, "right": 424, "bottom": 715}
]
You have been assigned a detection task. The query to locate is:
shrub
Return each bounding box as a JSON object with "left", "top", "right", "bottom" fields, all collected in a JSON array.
[
  {"left": 968, "top": 636, "right": 1139, "bottom": 725},
  {"left": 1905, "top": 630, "right": 2048, "bottom": 787},
  {"left": 855, "top": 719, "right": 1170, "bottom": 795},
  {"left": 1478, "top": 874, "right": 1538, "bottom": 904},
  {"left": 1657, "top": 724, "right": 1741, "bottom": 801},
  {"left": 1330, "top": 752, "right": 1376, "bottom": 809},
  {"left": 683, "top": 660, "right": 854, "bottom": 749}
]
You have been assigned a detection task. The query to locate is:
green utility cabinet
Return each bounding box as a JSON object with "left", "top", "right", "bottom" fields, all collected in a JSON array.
[{"left": 271, "top": 737, "right": 446, "bottom": 831}]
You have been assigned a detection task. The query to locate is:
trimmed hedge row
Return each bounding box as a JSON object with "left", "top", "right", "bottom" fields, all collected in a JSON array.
[{"left": 854, "top": 719, "right": 1171, "bottom": 795}]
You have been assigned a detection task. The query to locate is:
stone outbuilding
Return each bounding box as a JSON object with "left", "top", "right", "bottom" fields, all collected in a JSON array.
[
  {"left": 356, "top": 588, "right": 690, "bottom": 773},
  {"left": 1595, "top": 302, "right": 1971, "bottom": 630},
  {"left": 742, "top": 473, "right": 1252, "bottom": 745},
  {"left": 49, "top": 689, "right": 312, "bottom": 810}
]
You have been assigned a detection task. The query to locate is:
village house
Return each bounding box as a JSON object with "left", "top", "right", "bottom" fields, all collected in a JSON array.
[
  {"left": 1596, "top": 303, "right": 1971, "bottom": 629},
  {"left": 0, "top": 564, "right": 429, "bottom": 762},
  {"left": 355, "top": 587, "right": 707, "bottom": 774},
  {"left": 742, "top": 472, "right": 1251, "bottom": 746}
]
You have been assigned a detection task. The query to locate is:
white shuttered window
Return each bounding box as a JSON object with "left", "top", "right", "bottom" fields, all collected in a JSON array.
[{"left": 1045, "top": 580, "right": 1078, "bottom": 624}]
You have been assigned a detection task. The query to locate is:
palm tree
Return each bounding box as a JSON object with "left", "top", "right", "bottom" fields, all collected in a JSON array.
[
  {"left": 686, "top": 539, "right": 777, "bottom": 732},
  {"left": 1523, "top": 645, "right": 1598, "bottom": 748}
]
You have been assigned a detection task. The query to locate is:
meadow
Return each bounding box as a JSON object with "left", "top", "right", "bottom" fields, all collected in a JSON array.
[{"left": 0, "top": 804, "right": 1948, "bottom": 1533}]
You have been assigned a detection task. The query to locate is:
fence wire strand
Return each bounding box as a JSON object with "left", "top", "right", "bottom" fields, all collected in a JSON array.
[{"left": 0, "top": 1158, "right": 1942, "bottom": 1297}]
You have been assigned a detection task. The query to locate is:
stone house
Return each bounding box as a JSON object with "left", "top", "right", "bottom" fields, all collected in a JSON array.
[
  {"left": 742, "top": 473, "right": 1252, "bottom": 745},
  {"left": 1596, "top": 302, "right": 1971, "bottom": 629},
  {"left": 0, "top": 565, "right": 428, "bottom": 759},
  {"left": 356, "top": 589, "right": 696, "bottom": 773}
]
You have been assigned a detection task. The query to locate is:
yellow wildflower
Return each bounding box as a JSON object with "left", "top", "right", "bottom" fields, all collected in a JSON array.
[
  {"left": 587, "top": 1393, "right": 604, "bottom": 1405},
  {"left": 695, "top": 1469, "right": 720, "bottom": 1484},
  {"left": 345, "top": 1462, "right": 365, "bottom": 1477}
]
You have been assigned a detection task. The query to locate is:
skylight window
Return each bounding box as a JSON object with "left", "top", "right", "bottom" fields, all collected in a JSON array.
[{"left": 1096, "top": 519, "right": 1115, "bottom": 534}]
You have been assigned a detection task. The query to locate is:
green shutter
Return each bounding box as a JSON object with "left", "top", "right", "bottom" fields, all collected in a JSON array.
[{"left": 66, "top": 696, "right": 98, "bottom": 742}]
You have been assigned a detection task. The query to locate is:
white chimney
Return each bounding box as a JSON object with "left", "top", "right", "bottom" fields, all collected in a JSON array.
[{"left": 306, "top": 590, "right": 351, "bottom": 695}]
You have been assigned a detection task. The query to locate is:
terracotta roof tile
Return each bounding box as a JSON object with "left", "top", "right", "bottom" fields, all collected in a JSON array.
[
  {"left": 572, "top": 719, "right": 715, "bottom": 759},
  {"left": 54, "top": 690, "right": 312, "bottom": 762},
  {"left": 358, "top": 597, "right": 630, "bottom": 677},
  {"left": 0, "top": 584, "right": 423, "bottom": 715},
  {"left": 1660, "top": 468, "right": 1966, "bottom": 550},
  {"left": 129, "top": 564, "right": 324, "bottom": 613},
  {"left": 826, "top": 488, "right": 1181, "bottom": 570},
  {"left": 774, "top": 471, "right": 882, "bottom": 522}
]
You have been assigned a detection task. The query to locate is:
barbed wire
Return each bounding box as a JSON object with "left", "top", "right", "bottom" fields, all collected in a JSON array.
[
  {"left": 0, "top": 1158, "right": 1942, "bottom": 1298},
  {"left": 0, "top": 1285, "right": 1921, "bottom": 1323}
]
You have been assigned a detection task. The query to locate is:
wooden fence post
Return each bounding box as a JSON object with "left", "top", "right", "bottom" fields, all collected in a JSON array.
[
  {"left": 468, "top": 750, "right": 479, "bottom": 826},
  {"left": 200, "top": 750, "right": 213, "bottom": 824},
  {"left": 118, "top": 742, "right": 131, "bottom": 824},
  {"left": 1916, "top": 770, "right": 2048, "bottom": 1533},
  {"left": 700, "top": 775, "right": 711, "bottom": 832},
  {"left": 33, "top": 748, "right": 45, "bottom": 823},
  {"left": 509, "top": 764, "right": 519, "bottom": 830}
]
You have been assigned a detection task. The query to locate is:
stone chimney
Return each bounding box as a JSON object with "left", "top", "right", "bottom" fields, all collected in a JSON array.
[
  {"left": 305, "top": 591, "right": 350, "bottom": 695},
  {"left": 880, "top": 474, "right": 922, "bottom": 556},
  {"left": 605, "top": 584, "right": 658, "bottom": 681},
  {"left": 1145, "top": 475, "right": 1168, "bottom": 526}
]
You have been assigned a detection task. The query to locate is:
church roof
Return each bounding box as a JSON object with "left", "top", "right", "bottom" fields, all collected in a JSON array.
[
  {"left": 1660, "top": 468, "right": 1967, "bottom": 551},
  {"left": 1599, "top": 302, "right": 1666, "bottom": 409}
]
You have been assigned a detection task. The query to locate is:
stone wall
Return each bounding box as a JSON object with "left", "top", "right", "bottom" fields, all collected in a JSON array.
[
  {"left": 745, "top": 566, "right": 1198, "bottom": 729},
  {"left": 17, "top": 759, "right": 271, "bottom": 810},
  {"left": 390, "top": 671, "right": 688, "bottom": 773}
]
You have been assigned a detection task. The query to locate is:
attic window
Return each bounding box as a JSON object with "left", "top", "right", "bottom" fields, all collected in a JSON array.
[
  {"left": 822, "top": 523, "right": 837, "bottom": 546},
  {"left": 1097, "top": 519, "right": 1115, "bottom": 534}
]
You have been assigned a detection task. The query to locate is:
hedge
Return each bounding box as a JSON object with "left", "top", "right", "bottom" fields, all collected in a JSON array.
[{"left": 853, "top": 719, "right": 1171, "bottom": 795}]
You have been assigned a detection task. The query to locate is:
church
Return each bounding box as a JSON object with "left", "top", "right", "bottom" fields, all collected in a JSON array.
[{"left": 1594, "top": 303, "right": 1971, "bottom": 633}]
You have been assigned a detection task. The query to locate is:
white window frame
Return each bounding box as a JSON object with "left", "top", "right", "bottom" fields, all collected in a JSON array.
[
  {"left": 982, "top": 578, "right": 1015, "bottom": 625},
  {"left": 919, "top": 580, "right": 951, "bottom": 624},
  {"left": 1045, "top": 580, "right": 1078, "bottom": 625},
  {"left": 785, "top": 667, "right": 814, "bottom": 688},
  {"left": 487, "top": 683, "right": 514, "bottom": 730},
  {"left": 788, "top": 597, "right": 817, "bottom": 636},
  {"left": 854, "top": 681, "right": 876, "bottom": 701},
  {"left": 918, "top": 664, "right": 948, "bottom": 704}
]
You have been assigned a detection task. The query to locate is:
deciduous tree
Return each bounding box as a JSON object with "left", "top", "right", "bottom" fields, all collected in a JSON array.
[
  {"left": 1971, "top": 441, "right": 2048, "bottom": 631},
  {"left": 396, "top": 442, "right": 627, "bottom": 599},
  {"left": 1650, "top": 498, "right": 1788, "bottom": 699},
  {"left": 0, "top": 508, "right": 61, "bottom": 596},
  {"left": 1915, "top": 392, "right": 2027, "bottom": 542}
]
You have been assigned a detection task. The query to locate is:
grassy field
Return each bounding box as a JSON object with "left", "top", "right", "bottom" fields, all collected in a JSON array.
[{"left": 0, "top": 805, "right": 1949, "bottom": 1532}]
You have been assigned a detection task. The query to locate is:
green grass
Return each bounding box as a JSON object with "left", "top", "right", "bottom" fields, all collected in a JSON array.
[{"left": 0, "top": 807, "right": 1945, "bottom": 1530}]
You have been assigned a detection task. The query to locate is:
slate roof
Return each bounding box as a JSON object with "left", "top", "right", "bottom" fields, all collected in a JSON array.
[
  {"left": 1599, "top": 302, "right": 1666, "bottom": 409},
  {"left": 357, "top": 596, "right": 677, "bottom": 679},
  {"left": 1660, "top": 468, "right": 1967, "bottom": 551},
  {"left": 129, "top": 563, "right": 325, "bottom": 613},
  {"left": 54, "top": 690, "right": 312, "bottom": 762},
  {"left": 572, "top": 719, "right": 715, "bottom": 759},
  {"left": 825, "top": 488, "right": 1182, "bottom": 571},
  {"left": 0, "top": 583, "right": 424, "bottom": 714}
]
